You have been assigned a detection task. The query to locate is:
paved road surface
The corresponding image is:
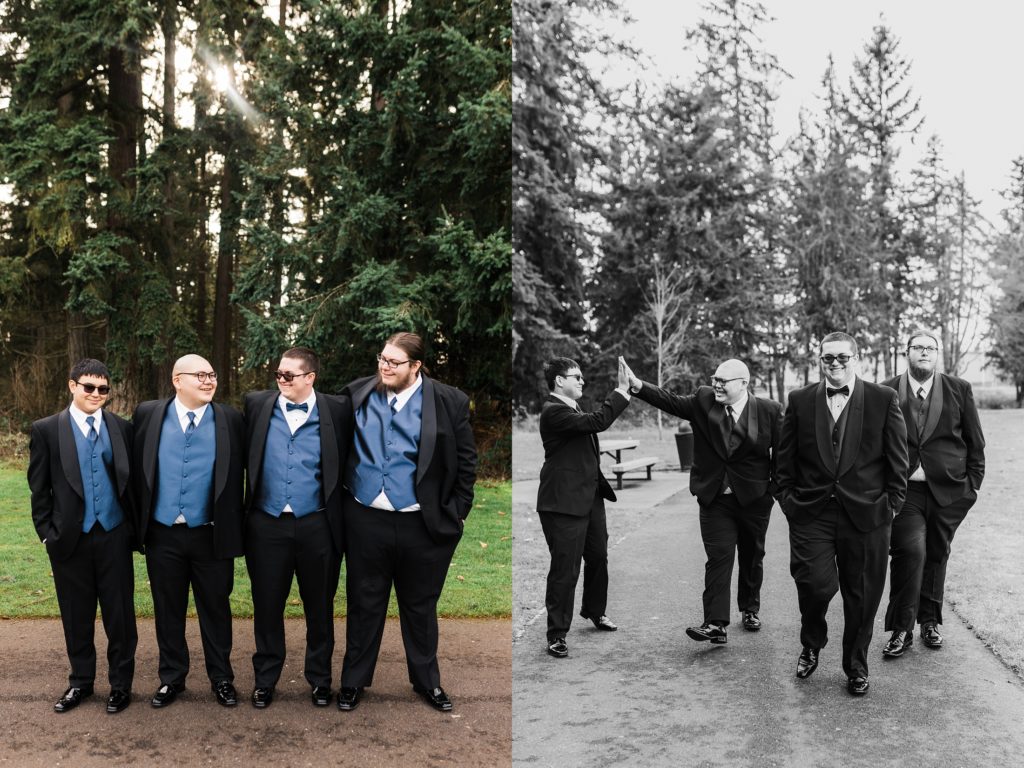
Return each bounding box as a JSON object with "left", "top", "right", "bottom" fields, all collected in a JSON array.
[{"left": 512, "top": 471, "right": 1024, "bottom": 767}]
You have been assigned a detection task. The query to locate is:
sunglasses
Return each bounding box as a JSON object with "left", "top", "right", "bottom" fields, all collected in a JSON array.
[
  {"left": 76, "top": 382, "right": 111, "bottom": 395},
  {"left": 274, "top": 370, "right": 316, "bottom": 382},
  {"left": 819, "top": 354, "right": 854, "bottom": 365}
]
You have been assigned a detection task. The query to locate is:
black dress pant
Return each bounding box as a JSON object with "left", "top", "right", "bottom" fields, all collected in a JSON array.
[
  {"left": 49, "top": 522, "right": 137, "bottom": 690},
  {"left": 245, "top": 509, "right": 341, "bottom": 689},
  {"left": 538, "top": 489, "right": 609, "bottom": 643},
  {"left": 146, "top": 522, "right": 234, "bottom": 687},
  {"left": 699, "top": 493, "right": 772, "bottom": 626},
  {"left": 884, "top": 481, "right": 974, "bottom": 630},
  {"left": 340, "top": 496, "right": 459, "bottom": 691},
  {"left": 788, "top": 499, "right": 890, "bottom": 679}
]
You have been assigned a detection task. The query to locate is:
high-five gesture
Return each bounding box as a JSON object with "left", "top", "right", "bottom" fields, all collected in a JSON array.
[{"left": 618, "top": 357, "right": 642, "bottom": 392}]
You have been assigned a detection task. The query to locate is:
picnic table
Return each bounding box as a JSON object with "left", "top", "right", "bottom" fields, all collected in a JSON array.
[{"left": 599, "top": 438, "right": 638, "bottom": 464}]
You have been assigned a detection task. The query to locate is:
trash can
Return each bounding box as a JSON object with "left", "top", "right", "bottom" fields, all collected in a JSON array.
[{"left": 674, "top": 421, "right": 693, "bottom": 471}]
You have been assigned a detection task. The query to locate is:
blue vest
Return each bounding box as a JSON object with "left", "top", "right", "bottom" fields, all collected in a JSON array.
[
  {"left": 254, "top": 402, "right": 323, "bottom": 517},
  {"left": 72, "top": 416, "right": 124, "bottom": 533},
  {"left": 348, "top": 388, "right": 422, "bottom": 510},
  {"left": 153, "top": 405, "right": 216, "bottom": 527}
]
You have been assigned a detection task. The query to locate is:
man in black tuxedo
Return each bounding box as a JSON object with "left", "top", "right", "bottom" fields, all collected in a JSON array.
[
  {"left": 880, "top": 330, "right": 985, "bottom": 657},
  {"left": 336, "top": 332, "right": 476, "bottom": 713},
  {"left": 28, "top": 358, "right": 137, "bottom": 714},
  {"left": 536, "top": 357, "right": 631, "bottom": 659},
  {"left": 621, "top": 357, "right": 782, "bottom": 644},
  {"left": 132, "top": 354, "right": 245, "bottom": 708},
  {"left": 244, "top": 347, "right": 348, "bottom": 709},
  {"left": 776, "top": 332, "right": 908, "bottom": 696}
]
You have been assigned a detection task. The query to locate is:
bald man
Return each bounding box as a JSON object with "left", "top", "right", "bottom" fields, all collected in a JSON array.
[
  {"left": 622, "top": 357, "right": 783, "bottom": 644},
  {"left": 133, "top": 355, "right": 245, "bottom": 708}
]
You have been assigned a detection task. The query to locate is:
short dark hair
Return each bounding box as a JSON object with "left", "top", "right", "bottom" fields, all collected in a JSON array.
[
  {"left": 69, "top": 358, "right": 110, "bottom": 383},
  {"left": 280, "top": 347, "right": 319, "bottom": 374},
  {"left": 385, "top": 332, "right": 430, "bottom": 375},
  {"left": 906, "top": 329, "right": 940, "bottom": 352},
  {"left": 819, "top": 331, "right": 858, "bottom": 357},
  {"left": 543, "top": 357, "right": 580, "bottom": 390}
]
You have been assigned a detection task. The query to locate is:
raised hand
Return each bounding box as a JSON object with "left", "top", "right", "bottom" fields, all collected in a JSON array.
[
  {"left": 617, "top": 357, "right": 629, "bottom": 391},
  {"left": 618, "top": 357, "right": 642, "bottom": 391}
]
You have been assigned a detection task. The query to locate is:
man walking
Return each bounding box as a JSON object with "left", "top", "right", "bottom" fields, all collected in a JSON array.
[
  {"left": 776, "top": 332, "right": 908, "bottom": 696},
  {"left": 28, "top": 358, "right": 137, "bottom": 714},
  {"left": 336, "top": 332, "right": 477, "bottom": 713},
  {"left": 880, "top": 330, "right": 985, "bottom": 657},
  {"left": 244, "top": 347, "right": 348, "bottom": 709},
  {"left": 133, "top": 355, "right": 245, "bottom": 708},
  {"left": 536, "top": 357, "right": 631, "bottom": 659},
  {"left": 621, "top": 357, "right": 782, "bottom": 644}
]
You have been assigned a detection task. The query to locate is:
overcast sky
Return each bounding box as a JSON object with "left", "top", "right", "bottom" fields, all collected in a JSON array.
[{"left": 604, "top": 0, "right": 1024, "bottom": 224}]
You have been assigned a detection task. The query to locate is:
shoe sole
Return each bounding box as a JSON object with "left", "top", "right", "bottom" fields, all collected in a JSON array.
[
  {"left": 848, "top": 685, "right": 870, "bottom": 695},
  {"left": 743, "top": 624, "right": 761, "bottom": 632},
  {"left": 796, "top": 664, "right": 818, "bottom": 679},
  {"left": 685, "top": 628, "right": 727, "bottom": 644}
]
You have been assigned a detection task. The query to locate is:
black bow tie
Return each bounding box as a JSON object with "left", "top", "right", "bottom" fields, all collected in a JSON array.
[
  {"left": 826, "top": 385, "right": 849, "bottom": 398},
  {"left": 286, "top": 402, "right": 308, "bottom": 412}
]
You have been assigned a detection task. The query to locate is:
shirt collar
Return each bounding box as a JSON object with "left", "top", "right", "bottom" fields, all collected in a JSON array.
[
  {"left": 279, "top": 390, "right": 317, "bottom": 414},
  {"left": 173, "top": 398, "right": 209, "bottom": 428},
  {"left": 728, "top": 392, "right": 749, "bottom": 417},
  {"left": 827, "top": 374, "right": 857, "bottom": 397},
  {"left": 388, "top": 373, "right": 423, "bottom": 413},
  {"left": 68, "top": 403, "right": 102, "bottom": 435},
  {"left": 551, "top": 392, "right": 578, "bottom": 409},
  {"left": 909, "top": 372, "right": 934, "bottom": 398}
]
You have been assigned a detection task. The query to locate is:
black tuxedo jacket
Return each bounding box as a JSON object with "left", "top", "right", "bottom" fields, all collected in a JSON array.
[
  {"left": 776, "top": 378, "right": 909, "bottom": 532},
  {"left": 340, "top": 375, "right": 477, "bottom": 544},
  {"left": 28, "top": 408, "right": 137, "bottom": 561},
  {"left": 244, "top": 390, "right": 350, "bottom": 554},
  {"left": 881, "top": 372, "right": 985, "bottom": 506},
  {"left": 536, "top": 391, "right": 628, "bottom": 517},
  {"left": 635, "top": 383, "right": 783, "bottom": 508},
  {"left": 132, "top": 398, "right": 246, "bottom": 559}
]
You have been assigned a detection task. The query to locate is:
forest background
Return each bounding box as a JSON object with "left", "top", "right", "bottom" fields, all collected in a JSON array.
[
  {"left": 513, "top": 0, "right": 1024, "bottom": 414},
  {"left": 0, "top": 0, "right": 511, "bottom": 477}
]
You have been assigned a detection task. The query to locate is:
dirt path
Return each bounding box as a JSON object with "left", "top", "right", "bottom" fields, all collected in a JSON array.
[{"left": 0, "top": 617, "right": 510, "bottom": 767}]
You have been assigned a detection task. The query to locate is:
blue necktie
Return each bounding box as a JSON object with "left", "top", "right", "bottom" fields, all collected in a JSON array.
[
  {"left": 287, "top": 402, "right": 308, "bottom": 412},
  {"left": 86, "top": 415, "right": 97, "bottom": 442},
  {"left": 389, "top": 396, "right": 398, "bottom": 415},
  {"left": 186, "top": 411, "right": 196, "bottom": 435}
]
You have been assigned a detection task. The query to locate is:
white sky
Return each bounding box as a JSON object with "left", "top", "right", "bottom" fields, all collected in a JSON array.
[{"left": 606, "top": 0, "right": 1024, "bottom": 224}]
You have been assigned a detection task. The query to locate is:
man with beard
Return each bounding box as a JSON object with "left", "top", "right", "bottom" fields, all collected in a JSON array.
[
  {"left": 132, "top": 355, "right": 245, "bottom": 708},
  {"left": 335, "top": 332, "right": 476, "bottom": 713},
  {"left": 620, "top": 357, "right": 782, "bottom": 645},
  {"left": 776, "top": 332, "right": 908, "bottom": 696},
  {"left": 880, "top": 330, "right": 985, "bottom": 657}
]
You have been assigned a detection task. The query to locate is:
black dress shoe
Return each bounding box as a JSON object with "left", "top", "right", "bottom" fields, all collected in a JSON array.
[
  {"left": 213, "top": 681, "right": 237, "bottom": 707},
  {"left": 796, "top": 647, "right": 819, "bottom": 679},
  {"left": 106, "top": 689, "right": 131, "bottom": 713},
  {"left": 311, "top": 686, "right": 331, "bottom": 707},
  {"left": 847, "top": 676, "right": 870, "bottom": 695},
  {"left": 414, "top": 685, "right": 453, "bottom": 712},
  {"left": 251, "top": 687, "right": 274, "bottom": 709},
  {"left": 921, "top": 623, "right": 943, "bottom": 648},
  {"left": 580, "top": 612, "right": 618, "bottom": 631},
  {"left": 54, "top": 686, "right": 93, "bottom": 713},
  {"left": 151, "top": 682, "right": 184, "bottom": 708},
  {"left": 337, "top": 686, "right": 363, "bottom": 711},
  {"left": 547, "top": 638, "right": 568, "bottom": 658},
  {"left": 742, "top": 611, "right": 762, "bottom": 631},
  {"left": 685, "top": 622, "right": 728, "bottom": 644},
  {"left": 882, "top": 630, "right": 913, "bottom": 658}
]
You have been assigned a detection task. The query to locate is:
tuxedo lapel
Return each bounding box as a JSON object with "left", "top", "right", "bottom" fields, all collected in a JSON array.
[
  {"left": 813, "top": 382, "right": 836, "bottom": 474},
  {"left": 896, "top": 373, "right": 920, "bottom": 449},
  {"left": 247, "top": 393, "right": 277, "bottom": 494},
  {"left": 837, "top": 381, "right": 865, "bottom": 478},
  {"left": 708, "top": 404, "right": 730, "bottom": 460},
  {"left": 58, "top": 409, "right": 84, "bottom": 500},
  {"left": 315, "top": 392, "right": 339, "bottom": 501},
  {"left": 741, "top": 397, "right": 759, "bottom": 451},
  {"left": 104, "top": 411, "right": 131, "bottom": 496},
  {"left": 143, "top": 400, "right": 170, "bottom": 497},
  {"left": 920, "top": 374, "right": 944, "bottom": 443},
  {"left": 212, "top": 402, "right": 229, "bottom": 502},
  {"left": 416, "top": 378, "right": 437, "bottom": 485}
]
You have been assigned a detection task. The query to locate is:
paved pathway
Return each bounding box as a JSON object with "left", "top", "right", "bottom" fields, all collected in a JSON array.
[{"left": 512, "top": 471, "right": 1024, "bottom": 767}]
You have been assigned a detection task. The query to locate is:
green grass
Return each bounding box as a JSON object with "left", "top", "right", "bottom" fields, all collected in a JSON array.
[{"left": 0, "top": 463, "right": 510, "bottom": 619}]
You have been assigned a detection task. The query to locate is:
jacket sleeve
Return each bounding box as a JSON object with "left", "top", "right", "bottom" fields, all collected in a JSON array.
[
  {"left": 449, "top": 390, "right": 477, "bottom": 521},
  {"left": 541, "top": 390, "right": 629, "bottom": 436},
  {"left": 27, "top": 422, "right": 54, "bottom": 543},
  {"left": 632, "top": 381, "right": 697, "bottom": 421},
  {"left": 882, "top": 389, "right": 910, "bottom": 513},
  {"left": 961, "top": 382, "right": 986, "bottom": 491},
  {"left": 774, "top": 394, "right": 799, "bottom": 506}
]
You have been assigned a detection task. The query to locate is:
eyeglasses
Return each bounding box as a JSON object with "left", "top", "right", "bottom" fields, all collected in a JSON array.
[
  {"left": 377, "top": 354, "right": 413, "bottom": 370},
  {"left": 178, "top": 371, "right": 218, "bottom": 383},
  {"left": 711, "top": 377, "right": 744, "bottom": 387},
  {"left": 819, "top": 354, "right": 855, "bottom": 365},
  {"left": 75, "top": 382, "right": 111, "bottom": 395},
  {"left": 561, "top": 373, "right": 584, "bottom": 382},
  {"left": 908, "top": 345, "right": 938, "bottom": 354},
  {"left": 274, "top": 370, "right": 316, "bottom": 382}
]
